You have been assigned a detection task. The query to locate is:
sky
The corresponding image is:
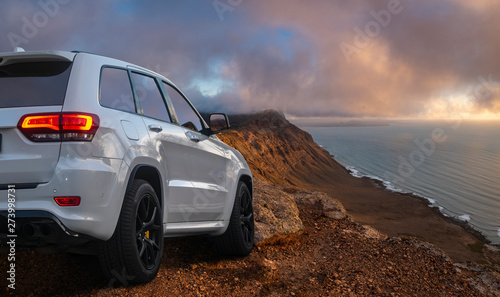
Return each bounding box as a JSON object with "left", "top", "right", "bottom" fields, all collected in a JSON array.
[{"left": 1, "top": 0, "right": 499, "bottom": 120}]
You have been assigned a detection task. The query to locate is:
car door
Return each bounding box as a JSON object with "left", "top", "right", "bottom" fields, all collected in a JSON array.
[
  {"left": 162, "top": 82, "right": 229, "bottom": 222},
  {"left": 129, "top": 71, "right": 194, "bottom": 223}
]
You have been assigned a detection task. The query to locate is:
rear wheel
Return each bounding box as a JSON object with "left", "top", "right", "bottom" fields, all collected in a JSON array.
[
  {"left": 98, "top": 179, "right": 163, "bottom": 286},
  {"left": 214, "top": 181, "right": 254, "bottom": 256}
]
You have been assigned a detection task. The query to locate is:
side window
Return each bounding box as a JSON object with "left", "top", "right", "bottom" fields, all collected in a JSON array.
[
  {"left": 131, "top": 72, "right": 171, "bottom": 123},
  {"left": 163, "top": 83, "right": 203, "bottom": 132},
  {"left": 100, "top": 67, "right": 136, "bottom": 113}
]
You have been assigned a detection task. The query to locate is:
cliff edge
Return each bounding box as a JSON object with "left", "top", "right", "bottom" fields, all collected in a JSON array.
[{"left": 219, "top": 110, "right": 350, "bottom": 187}]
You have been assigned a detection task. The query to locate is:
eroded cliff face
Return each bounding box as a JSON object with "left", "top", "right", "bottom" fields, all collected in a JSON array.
[
  {"left": 218, "top": 110, "right": 348, "bottom": 187},
  {"left": 218, "top": 110, "right": 349, "bottom": 244}
]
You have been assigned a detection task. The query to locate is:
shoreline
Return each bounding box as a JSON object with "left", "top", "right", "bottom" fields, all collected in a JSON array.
[
  {"left": 302, "top": 121, "right": 500, "bottom": 249},
  {"left": 325, "top": 151, "right": 499, "bottom": 249},
  {"left": 369, "top": 178, "right": 494, "bottom": 247},
  {"left": 294, "top": 145, "right": 498, "bottom": 265}
]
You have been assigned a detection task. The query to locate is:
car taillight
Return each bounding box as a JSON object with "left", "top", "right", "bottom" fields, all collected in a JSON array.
[
  {"left": 54, "top": 196, "right": 81, "bottom": 206},
  {"left": 18, "top": 112, "right": 99, "bottom": 142}
]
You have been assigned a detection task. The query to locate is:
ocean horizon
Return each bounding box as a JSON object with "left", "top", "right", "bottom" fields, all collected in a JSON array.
[{"left": 298, "top": 120, "right": 500, "bottom": 245}]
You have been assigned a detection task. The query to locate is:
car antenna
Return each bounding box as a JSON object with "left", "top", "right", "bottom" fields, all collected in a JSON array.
[{"left": 14, "top": 47, "right": 25, "bottom": 53}]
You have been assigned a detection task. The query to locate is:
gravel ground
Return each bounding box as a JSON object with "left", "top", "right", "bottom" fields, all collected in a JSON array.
[{"left": 1, "top": 199, "right": 493, "bottom": 296}]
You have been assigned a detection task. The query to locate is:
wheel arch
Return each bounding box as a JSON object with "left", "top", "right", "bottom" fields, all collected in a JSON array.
[
  {"left": 213, "top": 172, "right": 255, "bottom": 256},
  {"left": 239, "top": 174, "right": 253, "bottom": 198},
  {"left": 126, "top": 165, "right": 163, "bottom": 208}
]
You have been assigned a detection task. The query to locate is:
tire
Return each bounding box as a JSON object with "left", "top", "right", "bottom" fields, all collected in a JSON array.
[
  {"left": 98, "top": 179, "right": 164, "bottom": 286},
  {"left": 214, "top": 181, "right": 254, "bottom": 256}
]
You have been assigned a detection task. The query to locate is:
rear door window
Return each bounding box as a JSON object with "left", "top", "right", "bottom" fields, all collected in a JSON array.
[
  {"left": 131, "top": 72, "right": 172, "bottom": 123},
  {"left": 0, "top": 61, "right": 72, "bottom": 108},
  {"left": 100, "top": 67, "right": 136, "bottom": 113}
]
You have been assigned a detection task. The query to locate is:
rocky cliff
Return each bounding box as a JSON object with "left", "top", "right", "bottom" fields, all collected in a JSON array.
[
  {"left": 218, "top": 110, "right": 350, "bottom": 243},
  {"left": 218, "top": 110, "right": 348, "bottom": 187}
]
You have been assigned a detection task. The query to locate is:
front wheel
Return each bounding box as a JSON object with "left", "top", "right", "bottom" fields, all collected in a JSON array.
[
  {"left": 98, "top": 179, "right": 164, "bottom": 286},
  {"left": 214, "top": 181, "right": 254, "bottom": 256}
]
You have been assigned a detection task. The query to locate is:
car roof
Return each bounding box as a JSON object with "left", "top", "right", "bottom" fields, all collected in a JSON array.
[{"left": 0, "top": 49, "right": 175, "bottom": 86}]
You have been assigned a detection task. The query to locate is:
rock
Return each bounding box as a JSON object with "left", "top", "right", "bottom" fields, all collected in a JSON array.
[
  {"left": 291, "top": 188, "right": 348, "bottom": 220},
  {"left": 251, "top": 177, "right": 352, "bottom": 244},
  {"left": 253, "top": 178, "right": 304, "bottom": 244}
]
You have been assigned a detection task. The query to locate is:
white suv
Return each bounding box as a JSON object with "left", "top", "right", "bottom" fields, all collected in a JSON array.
[{"left": 0, "top": 49, "right": 254, "bottom": 284}]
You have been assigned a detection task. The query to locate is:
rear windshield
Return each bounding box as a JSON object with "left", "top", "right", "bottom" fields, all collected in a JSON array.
[{"left": 0, "top": 61, "right": 72, "bottom": 108}]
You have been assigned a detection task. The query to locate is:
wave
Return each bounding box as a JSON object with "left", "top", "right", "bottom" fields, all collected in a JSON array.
[
  {"left": 342, "top": 161, "right": 500, "bottom": 246},
  {"left": 345, "top": 163, "right": 435, "bottom": 203},
  {"left": 343, "top": 160, "right": 497, "bottom": 233},
  {"left": 437, "top": 206, "right": 449, "bottom": 217}
]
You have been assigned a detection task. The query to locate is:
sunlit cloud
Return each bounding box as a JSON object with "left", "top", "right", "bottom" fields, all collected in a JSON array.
[
  {"left": 457, "top": 0, "right": 499, "bottom": 11},
  {"left": 1, "top": 0, "right": 500, "bottom": 119}
]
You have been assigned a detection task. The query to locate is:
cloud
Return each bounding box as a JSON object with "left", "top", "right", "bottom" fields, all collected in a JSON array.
[
  {"left": 245, "top": 0, "right": 500, "bottom": 117},
  {"left": 1, "top": 0, "right": 499, "bottom": 118}
]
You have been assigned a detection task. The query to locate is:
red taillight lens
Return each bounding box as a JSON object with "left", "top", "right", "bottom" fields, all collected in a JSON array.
[
  {"left": 62, "top": 114, "right": 94, "bottom": 130},
  {"left": 54, "top": 196, "right": 81, "bottom": 206},
  {"left": 18, "top": 112, "right": 99, "bottom": 142},
  {"left": 21, "top": 115, "right": 60, "bottom": 130}
]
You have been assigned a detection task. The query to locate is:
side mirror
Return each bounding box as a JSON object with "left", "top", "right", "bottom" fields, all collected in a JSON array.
[{"left": 209, "top": 113, "right": 230, "bottom": 134}]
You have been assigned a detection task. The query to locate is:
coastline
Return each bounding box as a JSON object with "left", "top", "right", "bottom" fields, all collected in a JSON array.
[
  {"left": 332, "top": 154, "right": 496, "bottom": 248},
  {"left": 309, "top": 151, "right": 498, "bottom": 265},
  {"left": 303, "top": 122, "right": 500, "bottom": 249},
  {"left": 370, "top": 178, "right": 493, "bottom": 246}
]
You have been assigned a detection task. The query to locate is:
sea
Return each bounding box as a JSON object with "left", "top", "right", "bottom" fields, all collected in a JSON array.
[{"left": 299, "top": 120, "right": 500, "bottom": 245}]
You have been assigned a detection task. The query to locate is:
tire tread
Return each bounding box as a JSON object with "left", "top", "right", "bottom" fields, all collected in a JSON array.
[
  {"left": 214, "top": 181, "right": 254, "bottom": 256},
  {"left": 98, "top": 179, "right": 163, "bottom": 285}
]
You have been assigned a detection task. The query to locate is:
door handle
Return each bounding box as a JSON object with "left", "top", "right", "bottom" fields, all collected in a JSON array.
[
  {"left": 186, "top": 132, "right": 200, "bottom": 142},
  {"left": 148, "top": 124, "right": 163, "bottom": 132}
]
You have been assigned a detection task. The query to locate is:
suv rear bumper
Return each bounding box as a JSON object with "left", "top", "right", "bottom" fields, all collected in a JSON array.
[
  {"left": 0, "top": 157, "right": 130, "bottom": 241},
  {"left": 0, "top": 210, "right": 96, "bottom": 249}
]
